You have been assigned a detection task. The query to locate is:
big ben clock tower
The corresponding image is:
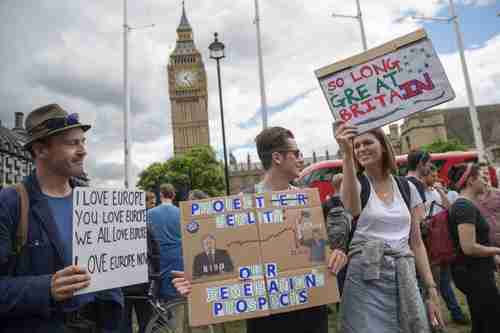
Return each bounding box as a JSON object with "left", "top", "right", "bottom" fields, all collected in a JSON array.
[{"left": 168, "top": 3, "right": 210, "bottom": 155}]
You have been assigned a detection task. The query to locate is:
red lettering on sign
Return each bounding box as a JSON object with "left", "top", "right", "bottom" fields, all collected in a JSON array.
[
  {"left": 350, "top": 104, "right": 366, "bottom": 118},
  {"left": 351, "top": 71, "right": 362, "bottom": 83},
  {"left": 361, "top": 98, "right": 376, "bottom": 113},
  {"left": 390, "top": 89, "right": 405, "bottom": 104},
  {"left": 374, "top": 94, "right": 387, "bottom": 107},
  {"left": 327, "top": 80, "right": 337, "bottom": 91},
  {"left": 340, "top": 109, "right": 352, "bottom": 121},
  {"left": 399, "top": 72, "right": 435, "bottom": 99}
]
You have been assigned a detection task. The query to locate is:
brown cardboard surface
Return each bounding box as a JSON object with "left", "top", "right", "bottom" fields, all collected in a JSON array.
[
  {"left": 188, "top": 276, "right": 270, "bottom": 327},
  {"left": 258, "top": 206, "right": 327, "bottom": 272},
  {"left": 267, "top": 266, "right": 339, "bottom": 316},
  {"left": 180, "top": 188, "right": 339, "bottom": 326}
]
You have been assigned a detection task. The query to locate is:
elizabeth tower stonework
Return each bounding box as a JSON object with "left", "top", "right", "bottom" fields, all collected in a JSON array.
[{"left": 168, "top": 4, "right": 210, "bottom": 155}]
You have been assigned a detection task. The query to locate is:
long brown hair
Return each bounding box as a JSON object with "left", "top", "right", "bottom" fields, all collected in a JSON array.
[{"left": 353, "top": 128, "right": 397, "bottom": 176}]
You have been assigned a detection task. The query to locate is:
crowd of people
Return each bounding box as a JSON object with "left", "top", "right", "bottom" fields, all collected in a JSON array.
[{"left": 1, "top": 103, "right": 500, "bottom": 333}]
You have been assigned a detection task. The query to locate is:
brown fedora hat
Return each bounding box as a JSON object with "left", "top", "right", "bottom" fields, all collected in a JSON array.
[{"left": 24, "top": 103, "right": 91, "bottom": 149}]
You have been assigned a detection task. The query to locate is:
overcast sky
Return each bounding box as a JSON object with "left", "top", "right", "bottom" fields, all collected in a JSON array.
[{"left": 1, "top": 0, "right": 499, "bottom": 188}]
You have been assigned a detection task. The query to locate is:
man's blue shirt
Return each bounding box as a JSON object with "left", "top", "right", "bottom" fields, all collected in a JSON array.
[
  {"left": 147, "top": 203, "right": 183, "bottom": 298},
  {"left": 45, "top": 193, "right": 120, "bottom": 313}
]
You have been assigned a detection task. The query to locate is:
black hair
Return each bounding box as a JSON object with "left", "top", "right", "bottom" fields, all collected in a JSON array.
[
  {"left": 407, "top": 150, "right": 430, "bottom": 171},
  {"left": 255, "top": 126, "right": 295, "bottom": 170},
  {"left": 448, "top": 163, "right": 479, "bottom": 192}
]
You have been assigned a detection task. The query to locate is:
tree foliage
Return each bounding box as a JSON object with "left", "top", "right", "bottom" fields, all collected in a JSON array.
[
  {"left": 420, "top": 139, "right": 469, "bottom": 154},
  {"left": 137, "top": 145, "right": 225, "bottom": 197}
]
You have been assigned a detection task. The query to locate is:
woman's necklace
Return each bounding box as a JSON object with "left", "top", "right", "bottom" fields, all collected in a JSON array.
[{"left": 371, "top": 176, "right": 394, "bottom": 202}]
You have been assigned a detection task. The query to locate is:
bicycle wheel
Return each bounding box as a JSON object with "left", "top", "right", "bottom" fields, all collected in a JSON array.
[{"left": 144, "top": 298, "right": 192, "bottom": 333}]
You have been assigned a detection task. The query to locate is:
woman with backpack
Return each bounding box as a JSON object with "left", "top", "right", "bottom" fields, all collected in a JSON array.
[
  {"left": 448, "top": 163, "right": 500, "bottom": 332},
  {"left": 334, "top": 121, "right": 442, "bottom": 332}
]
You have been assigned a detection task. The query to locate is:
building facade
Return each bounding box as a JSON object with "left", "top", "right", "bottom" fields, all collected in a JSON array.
[
  {"left": 390, "top": 104, "right": 500, "bottom": 163},
  {"left": 0, "top": 112, "right": 33, "bottom": 188},
  {"left": 167, "top": 4, "right": 210, "bottom": 155}
]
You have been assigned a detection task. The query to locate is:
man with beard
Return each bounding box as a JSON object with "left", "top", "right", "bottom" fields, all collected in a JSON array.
[{"left": 0, "top": 104, "right": 123, "bottom": 332}]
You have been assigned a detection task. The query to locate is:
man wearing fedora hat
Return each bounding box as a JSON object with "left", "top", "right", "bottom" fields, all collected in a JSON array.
[{"left": 0, "top": 104, "right": 123, "bottom": 332}]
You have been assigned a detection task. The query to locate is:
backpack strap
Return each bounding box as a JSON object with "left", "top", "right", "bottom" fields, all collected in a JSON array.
[
  {"left": 406, "top": 176, "right": 426, "bottom": 203},
  {"left": 395, "top": 176, "right": 412, "bottom": 212},
  {"left": 14, "top": 183, "right": 29, "bottom": 255},
  {"left": 358, "top": 173, "right": 371, "bottom": 210}
]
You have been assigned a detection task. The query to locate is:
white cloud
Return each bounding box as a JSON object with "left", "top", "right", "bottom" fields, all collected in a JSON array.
[{"left": 1, "top": 0, "right": 499, "bottom": 188}]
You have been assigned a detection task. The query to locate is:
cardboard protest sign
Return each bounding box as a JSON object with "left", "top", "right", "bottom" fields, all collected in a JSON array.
[
  {"left": 73, "top": 188, "right": 148, "bottom": 295},
  {"left": 180, "top": 189, "right": 339, "bottom": 326},
  {"left": 315, "top": 29, "right": 455, "bottom": 133}
]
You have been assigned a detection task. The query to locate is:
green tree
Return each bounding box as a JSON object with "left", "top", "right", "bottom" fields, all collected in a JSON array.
[
  {"left": 137, "top": 145, "right": 226, "bottom": 197},
  {"left": 420, "top": 139, "right": 469, "bottom": 154}
]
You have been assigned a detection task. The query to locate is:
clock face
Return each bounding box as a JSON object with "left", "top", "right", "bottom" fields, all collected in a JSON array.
[{"left": 176, "top": 70, "right": 198, "bottom": 89}]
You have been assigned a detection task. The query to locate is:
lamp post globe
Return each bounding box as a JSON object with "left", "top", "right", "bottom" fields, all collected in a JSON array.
[{"left": 209, "top": 32, "right": 225, "bottom": 60}]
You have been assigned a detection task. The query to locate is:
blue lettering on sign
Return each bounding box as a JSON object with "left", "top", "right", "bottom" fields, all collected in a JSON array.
[
  {"left": 258, "top": 296, "right": 268, "bottom": 310},
  {"left": 226, "top": 214, "right": 235, "bottom": 226},
  {"left": 220, "top": 287, "right": 229, "bottom": 300},
  {"left": 213, "top": 200, "right": 224, "bottom": 212},
  {"left": 305, "top": 274, "right": 316, "bottom": 288},
  {"left": 191, "top": 203, "right": 199, "bottom": 215},
  {"left": 236, "top": 299, "right": 248, "bottom": 313},
  {"left": 213, "top": 302, "right": 223, "bottom": 316},
  {"left": 262, "top": 211, "right": 273, "bottom": 223},
  {"left": 239, "top": 267, "right": 251, "bottom": 279},
  {"left": 268, "top": 280, "right": 279, "bottom": 294},
  {"left": 255, "top": 196, "right": 265, "bottom": 208},
  {"left": 279, "top": 194, "right": 288, "bottom": 206},
  {"left": 288, "top": 277, "right": 295, "bottom": 290},
  {"left": 280, "top": 293, "right": 290, "bottom": 306},
  {"left": 247, "top": 212, "right": 256, "bottom": 224},
  {"left": 297, "top": 193, "right": 307, "bottom": 205},
  {"left": 243, "top": 283, "right": 253, "bottom": 297},
  {"left": 233, "top": 198, "right": 241, "bottom": 210},
  {"left": 299, "top": 290, "right": 308, "bottom": 303},
  {"left": 266, "top": 263, "right": 278, "bottom": 278}
]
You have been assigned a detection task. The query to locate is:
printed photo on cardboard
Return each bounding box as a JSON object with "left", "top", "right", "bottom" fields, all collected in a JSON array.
[{"left": 192, "top": 233, "right": 234, "bottom": 279}]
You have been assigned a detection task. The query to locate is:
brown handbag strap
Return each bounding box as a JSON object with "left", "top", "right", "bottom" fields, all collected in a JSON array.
[{"left": 14, "top": 183, "right": 29, "bottom": 254}]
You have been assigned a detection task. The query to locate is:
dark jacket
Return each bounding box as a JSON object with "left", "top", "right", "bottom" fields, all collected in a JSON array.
[
  {"left": 192, "top": 249, "right": 234, "bottom": 279},
  {"left": 0, "top": 173, "right": 123, "bottom": 332}
]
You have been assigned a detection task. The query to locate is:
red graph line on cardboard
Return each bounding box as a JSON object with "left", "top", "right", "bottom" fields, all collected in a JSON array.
[{"left": 226, "top": 226, "right": 297, "bottom": 248}]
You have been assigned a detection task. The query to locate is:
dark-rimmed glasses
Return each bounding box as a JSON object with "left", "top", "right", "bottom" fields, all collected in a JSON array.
[{"left": 277, "top": 149, "right": 303, "bottom": 159}]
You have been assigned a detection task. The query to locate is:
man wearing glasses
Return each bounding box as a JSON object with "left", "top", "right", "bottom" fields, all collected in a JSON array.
[{"left": 0, "top": 104, "right": 122, "bottom": 332}]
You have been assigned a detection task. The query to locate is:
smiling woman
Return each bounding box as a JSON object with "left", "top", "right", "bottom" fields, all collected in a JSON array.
[{"left": 334, "top": 121, "right": 443, "bottom": 332}]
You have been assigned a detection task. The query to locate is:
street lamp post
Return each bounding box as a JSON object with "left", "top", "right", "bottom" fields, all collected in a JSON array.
[
  {"left": 209, "top": 33, "right": 231, "bottom": 195},
  {"left": 332, "top": 0, "right": 368, "bottom": 51},
  {"left": 411, "top": 0, "right": 486, "bottom": 162}
]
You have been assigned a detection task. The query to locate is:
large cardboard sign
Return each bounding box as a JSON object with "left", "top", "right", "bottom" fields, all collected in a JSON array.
[
  {"left": 315, "top": 29, "right": 455, "bottom": 133},
  {"left": 73, "top": 188, "right": 148, "bottom": 295},
  {"left": 180, "top": 188, "right": 339, "bottom": 326}
]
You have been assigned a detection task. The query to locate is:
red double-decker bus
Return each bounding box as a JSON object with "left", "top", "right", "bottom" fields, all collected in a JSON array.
[{"left": 298, "top": 151, "right": 498, "bottom": 202}]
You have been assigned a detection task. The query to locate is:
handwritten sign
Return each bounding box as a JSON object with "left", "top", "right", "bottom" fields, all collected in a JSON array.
[
  {"left": 73, "top": 188, "right": 148, "bottom": 294},
  {"left": 180, "top": 189, "right": 339, "bottom": 326},
  {"left": 315, "top": 29, "right": 455, "bottom": 133}
]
